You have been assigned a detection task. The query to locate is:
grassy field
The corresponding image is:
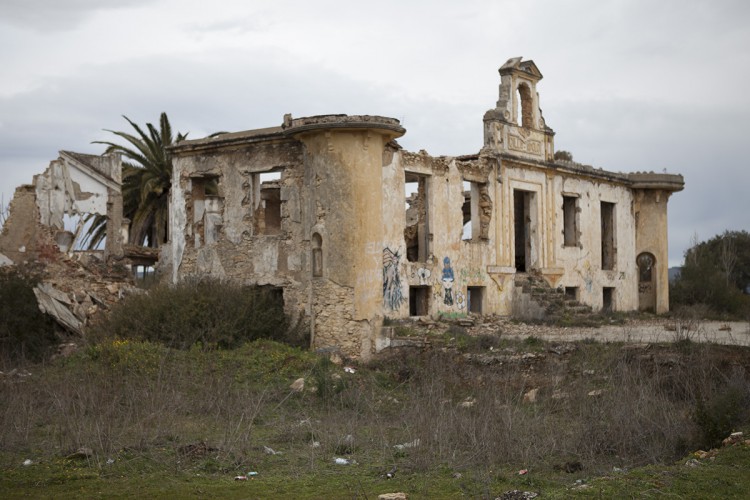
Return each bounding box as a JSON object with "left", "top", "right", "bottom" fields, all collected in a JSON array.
[{"left": 2, "top": 334, "right": 750, "bottom": 499}]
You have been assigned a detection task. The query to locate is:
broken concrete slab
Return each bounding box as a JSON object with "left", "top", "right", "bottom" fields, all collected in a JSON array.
[{"left": 33, "top": 283, "right": 83, "bottom": 334}]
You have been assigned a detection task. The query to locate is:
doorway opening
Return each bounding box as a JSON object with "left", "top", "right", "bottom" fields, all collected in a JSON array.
[
  {"left": 409, "top": 286, "right": 430, "bottom": 317},
  {"left": 514, "top": 189, "right": 534, "bottom": 272}
]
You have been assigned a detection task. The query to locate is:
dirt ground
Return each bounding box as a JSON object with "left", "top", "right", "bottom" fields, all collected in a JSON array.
[{"left": 470, "top": 317, "right": 750, "bottom": 347}]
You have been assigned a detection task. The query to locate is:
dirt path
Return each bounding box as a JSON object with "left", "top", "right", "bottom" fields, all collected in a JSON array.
[{"left": 473, "top": 318, "right": 750, "bottom": 347}]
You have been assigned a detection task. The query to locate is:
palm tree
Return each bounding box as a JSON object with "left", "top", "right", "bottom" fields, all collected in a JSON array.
[{"left": 86, "top": 113, "right": 188, "bottom": 248}]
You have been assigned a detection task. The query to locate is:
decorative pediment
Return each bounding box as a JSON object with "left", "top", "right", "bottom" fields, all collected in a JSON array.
[{"left": 499, "top": 57, "right": 543, "bottom": 80}]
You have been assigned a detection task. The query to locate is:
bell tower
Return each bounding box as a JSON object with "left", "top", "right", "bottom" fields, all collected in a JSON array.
[{"left": 482, "top": 57, "right": 555, "bottom": 161}]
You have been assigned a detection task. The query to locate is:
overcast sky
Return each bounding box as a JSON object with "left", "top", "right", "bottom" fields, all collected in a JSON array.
[{"left": 1, "top": 0, "right": 748, "bottom": 266}]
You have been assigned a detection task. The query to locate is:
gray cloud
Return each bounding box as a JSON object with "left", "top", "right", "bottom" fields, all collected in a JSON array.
[
  {"left": 1, "top": 1, "right": 749, "bottom": 267},
  {"left": 0, "top": 0, "right": 154, "bottom": 31}
]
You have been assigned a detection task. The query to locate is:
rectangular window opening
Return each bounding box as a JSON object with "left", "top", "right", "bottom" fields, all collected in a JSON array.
[
  {"left": 409, "top": 286, "right": 430, "bottom": 317},
  {"left": 405, "top": 172, "right": 430, "bottom": 262},
  {"left": 600, "top": 201, "right": 616, "bottom": 270},
  {"left": 191, "top": 175, "right": 223, "bottom": 247},
  {"left": 252, "top": 170, "right": 283, "bottom": 235},
  {"left": 462, "top": 181, "right": 472, "bottom": 241},
  {"left": 564, "top": 287, "right": 579, "bottom": 301},
  {"left": 563, "top": 195, "right": 578, "bottom": 247},
  {"left": 467, "top": 286, "right": 484, "bottom": 314},
  {"left": 602, "top": 287, "right": 615, "bottom": 313},
  {"left": 462, "top": 180, "right": 491, "bottom": 242}
]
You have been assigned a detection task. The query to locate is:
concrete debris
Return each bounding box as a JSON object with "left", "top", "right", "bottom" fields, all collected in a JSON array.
[
  {"left": 263, "top": 446, "right": 282, "bottom": 455},
  {"left": 34, "top": 283, "right": 83, "bottom": 334},
  {"left": 289, "top": 377, "right": 305, "bottom": 392},
  {"left": 334, "top": 457, "right": 356, "bottom": 465},
  {"left": 684, "top": 458, "right": 701, "bottom": 467},
  {"left": 378, "top": 494, "right": 407, "bottom": 500},
  {"left": 587, "top": 389, "right": 606, "bottom": 397},
  {"left": 0, "top": 252, "right": 12, "bottom": 267},
  {"left": 22, "top": 459, "right": 33, "bottom": 466},
  {"left": 722, "top": 432, "right": 744, "bottom": 447},
  {"left": 393, "top": 439, "right": 421, "bottom": 450}
]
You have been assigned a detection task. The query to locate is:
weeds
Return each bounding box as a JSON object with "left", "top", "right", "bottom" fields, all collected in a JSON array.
[{"left": 1, "top": 336, "right": 749, "bottom": 489}]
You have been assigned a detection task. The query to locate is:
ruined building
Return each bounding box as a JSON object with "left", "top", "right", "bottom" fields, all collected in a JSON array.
[{"left": 163, "top": 57, "right": 684, "bottom": 359}]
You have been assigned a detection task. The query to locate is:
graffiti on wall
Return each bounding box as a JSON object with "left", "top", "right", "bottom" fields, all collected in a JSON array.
[
  {"left": 416, "top": 267, "right": 431, "bottom": 285},
  {"left": 455, "top": 290, "right": 466, "bottom": 309},
  {"left": 441, "top": 257, "right": 455, "bottom": 306},
  {"left": 383, "top": 247, "right": 405, "bottom": 310}
]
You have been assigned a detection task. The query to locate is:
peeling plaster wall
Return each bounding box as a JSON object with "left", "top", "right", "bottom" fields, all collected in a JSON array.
[
  {"left": 634, "top": 189, "right": 671, "bottom": 313},
  {"left": 381, "top": 150, "right": 511, "bottom": 320},
  {"left": 545, "top": 171, "right": 638, "bottom": 311}
]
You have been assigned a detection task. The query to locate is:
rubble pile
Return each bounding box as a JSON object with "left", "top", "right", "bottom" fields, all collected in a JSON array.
[{"left": 29, "top": 252, "right": 140, "bottom": 335}]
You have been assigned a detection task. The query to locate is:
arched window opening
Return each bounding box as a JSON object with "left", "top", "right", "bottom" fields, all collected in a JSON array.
[
  {"left": 312, "top": 232, "right": 323, "bottom": 277},
  {"left": 516, "top": 84, "right": 533, "bottom": 128},
  {"left": 637, "top": 252, "right": 655, "bottom": 283}
]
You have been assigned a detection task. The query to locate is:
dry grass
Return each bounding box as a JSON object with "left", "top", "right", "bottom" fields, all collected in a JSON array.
[{"left": 2, "top": 335, "right": 749, "bottom": 478}]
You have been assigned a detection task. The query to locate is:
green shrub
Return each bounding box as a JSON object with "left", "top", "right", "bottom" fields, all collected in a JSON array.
[
  {"left": 90, "top": 278, "right": 302, "bottom": 349},
  {"left": 0, "top": 266, "right": 56, "bottom": 362},
  {"left": 695, "top": 383, "right": 750, "bottom": 448}
]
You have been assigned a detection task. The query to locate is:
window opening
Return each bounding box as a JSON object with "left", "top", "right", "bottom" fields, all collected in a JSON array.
[
  {"left": 600, "top": 202, "right": 616, "bottom": 270},
  {"left": 253, "top": 170, "right": 282, "bottom": 235},
  {"left": 404, "top": 172, "right": 430, "bottom": 262},
  {"left": 564, "top": 287, "right": 578, "bottom": 301},
  {"left": 312, "top": 232, "right": 323, "bottom": 277},
  {"left": 409, "top": 286, "right": 430, "bottom": 317},
  {"left": 191, "top": 175, "right": 222, "bottom": 248},
  {"left": 637, "top": 252, "right": 657, "bottom": 312},
  {"left": 602, "top": 287, "right": 615, "bottom": 313},
  {"left": 461, "top": 180, "right": 491, "bottom": 242},
  {"left": 462, "top": 181, "right": 472, "bottom": 240},
  {"left": 467, "top": 286, "right": 484, "bottom": 314},
  {"left": 563, "top": 195, "right": 578, "bottom": 247}
]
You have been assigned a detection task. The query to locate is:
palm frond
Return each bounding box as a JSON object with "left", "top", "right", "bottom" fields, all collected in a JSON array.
[{"left": 85, "top": 113, "right": 187, "bottom": 248}]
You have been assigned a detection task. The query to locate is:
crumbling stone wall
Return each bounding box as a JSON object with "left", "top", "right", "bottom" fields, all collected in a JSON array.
[{"left": 0, "top": 185, "right": 58, "bottom": 264}]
